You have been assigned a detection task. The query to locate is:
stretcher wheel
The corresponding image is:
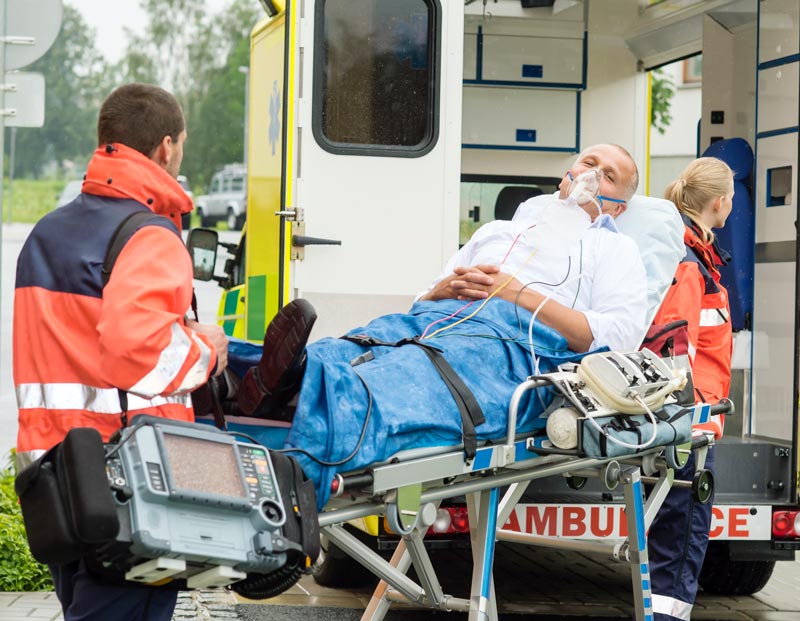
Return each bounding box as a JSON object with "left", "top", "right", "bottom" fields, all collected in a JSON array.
[
  {"left": 601, "top": 460, "right": 620, "bottom": 491},
  {"left": 566, "top": 476, "right": 587, "bottom": 490},
  {"left": 692, "top": 469, "right": 714, "bottom": 504},
  {"left": 666, "top": 441, "right": 692, "bottom": 470}
]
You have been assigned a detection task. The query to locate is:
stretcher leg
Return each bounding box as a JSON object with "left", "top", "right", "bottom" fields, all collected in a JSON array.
[
  {"left": 642, "top": 467, "right": 674, "bottom": 530},
  {"left": 362, "top": 540, "right": 411, "bottom": 621},
  {"left": 466, "top": 488, "right": 500, "bottom": 621},
  {"left": 621, "top": 467, "right": 655, "bottom": 621},
  {"left": 323, "top": 524, "right": 424, "bottom": 606}
]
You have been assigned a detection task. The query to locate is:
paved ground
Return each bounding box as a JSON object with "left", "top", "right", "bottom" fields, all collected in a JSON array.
[{"left": 2, "top": 546, "right": 798, "bottom": 620}]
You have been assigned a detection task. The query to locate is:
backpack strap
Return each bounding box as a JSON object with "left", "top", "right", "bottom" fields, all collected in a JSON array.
[
  {"left": 101, "top": 210, "right": 172, "bottom": 288},
  {"left": 100, "top": 209, "right": 175, "bottom": 428}
]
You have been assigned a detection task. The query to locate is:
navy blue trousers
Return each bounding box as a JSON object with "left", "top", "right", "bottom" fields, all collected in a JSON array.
[
  {"left": 648, "top": 446, "right": 715, "bottom": 621},
  {"left": 50, "top": 559, "right": 178, "bottom": 621}
]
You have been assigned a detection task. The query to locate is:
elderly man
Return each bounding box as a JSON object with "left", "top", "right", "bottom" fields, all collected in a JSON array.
[
  {"left": 420, "top": 143, "right": 643, "bottom": 352},
  {"left": 228, "top": 143, "right": 647, "bottom": 506}
]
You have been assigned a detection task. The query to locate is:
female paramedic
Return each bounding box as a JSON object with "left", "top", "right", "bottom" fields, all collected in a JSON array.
[{"left": 648, "top": 157, "right": 735, "bottom": 621}]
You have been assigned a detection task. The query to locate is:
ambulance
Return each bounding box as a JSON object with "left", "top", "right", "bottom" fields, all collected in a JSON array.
[{"left": 202, "top": 0, "right": 799, "bottom": 595}]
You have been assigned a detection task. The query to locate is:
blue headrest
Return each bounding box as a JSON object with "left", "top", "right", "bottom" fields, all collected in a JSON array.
[{"left": 702, "top": 138, "right": 754, "bottom": 181}]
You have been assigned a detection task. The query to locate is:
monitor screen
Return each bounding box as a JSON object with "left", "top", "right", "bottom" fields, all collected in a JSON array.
[{"left": 162, "top": 433, "right": 247, "bottom": 499}]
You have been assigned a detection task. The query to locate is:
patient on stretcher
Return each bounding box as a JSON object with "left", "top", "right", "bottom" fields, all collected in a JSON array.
[{"left": 194, "top": 146, "right": 671, "bottom": 504}]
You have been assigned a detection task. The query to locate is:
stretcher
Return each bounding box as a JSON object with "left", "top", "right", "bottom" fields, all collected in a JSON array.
[
  {"left": 305, "top": 352, "right": 725, "bottom": 621},
  {"left": 195, "top": 193, "right": 701, "bottom": 617}
]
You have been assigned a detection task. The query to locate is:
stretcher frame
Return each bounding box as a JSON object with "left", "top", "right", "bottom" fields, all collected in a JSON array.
[{"left": 315, "top": 376, "right": 713, "bottom": 621}]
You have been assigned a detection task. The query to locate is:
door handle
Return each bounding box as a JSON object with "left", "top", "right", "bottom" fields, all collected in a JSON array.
[{"left": 292, "top": 235, "right": 342, "bottom": 247}]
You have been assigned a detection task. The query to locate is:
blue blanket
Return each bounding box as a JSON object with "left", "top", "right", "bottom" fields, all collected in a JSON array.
[{"left": 281, "top": 299, "right": 588, "bottom": 507}]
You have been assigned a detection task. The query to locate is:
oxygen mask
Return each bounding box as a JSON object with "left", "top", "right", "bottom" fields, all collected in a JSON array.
[{"left": 566, "top": 169, "right": 602, "bottom": 214}]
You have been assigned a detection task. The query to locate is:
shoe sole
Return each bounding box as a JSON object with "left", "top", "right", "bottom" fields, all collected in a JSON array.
[{"left": 259, "top": 298, "right": 317, "bottom": 394}]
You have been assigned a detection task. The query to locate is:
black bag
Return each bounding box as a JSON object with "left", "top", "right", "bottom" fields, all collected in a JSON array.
[
  {"left": 14, "top": 427, "right": 120, "bottom": 565},
  {"left": 229, "top": 450, "right": 320, "bottom": 599}
]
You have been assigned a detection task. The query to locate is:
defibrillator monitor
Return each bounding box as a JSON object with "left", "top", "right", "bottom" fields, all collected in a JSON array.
[{"left": 103, "top": 415, "right": 294, "bottom": 586}]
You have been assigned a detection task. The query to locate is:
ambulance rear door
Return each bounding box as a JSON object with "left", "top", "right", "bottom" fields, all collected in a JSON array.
[{"left": 284, "top": 0, "right": 463, "bottom": 339}]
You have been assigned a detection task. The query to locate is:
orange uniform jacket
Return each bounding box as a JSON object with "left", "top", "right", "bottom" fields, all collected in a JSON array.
[
  {"left": 14, "top": 144, "right": 215, "bottom": 469},
  {"left": 653, "top": 216, "right": 732, "bottom": 438}
]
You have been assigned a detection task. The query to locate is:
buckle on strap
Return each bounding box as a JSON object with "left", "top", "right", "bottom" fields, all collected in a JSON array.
[{"left": 340, "top": 334, "right": 485, "bottom": 461}]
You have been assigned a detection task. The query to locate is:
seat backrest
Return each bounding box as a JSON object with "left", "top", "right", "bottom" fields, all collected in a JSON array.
[
  {"left": 494, "top": 186, "right": 544, "bottom": 221},
  {"left": 701, "top": 137, "right": 755, "bottom": 331},
  {"left": 513, "top": 193, "right": 685, "bottom": 342}
]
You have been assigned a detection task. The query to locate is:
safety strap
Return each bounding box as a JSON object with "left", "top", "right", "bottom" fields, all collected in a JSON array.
[{"left": 341, "top": 334, "right": 486, "bottom": 462}]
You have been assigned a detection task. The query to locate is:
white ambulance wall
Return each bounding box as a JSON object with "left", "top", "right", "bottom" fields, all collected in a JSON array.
[
  {"left": 749, "top": 0, "right": 799, "bottom": 441},
  {"left": 699, "top": 16, "right": 757, "bottom": 151},
  {"left": 461, "top": 0, "right": 646, "bottom": 191}
]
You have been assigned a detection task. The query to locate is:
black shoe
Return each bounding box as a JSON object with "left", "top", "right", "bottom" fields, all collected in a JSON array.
[{"left": 238, "top": 299, "right": 317, "bottom": 418}]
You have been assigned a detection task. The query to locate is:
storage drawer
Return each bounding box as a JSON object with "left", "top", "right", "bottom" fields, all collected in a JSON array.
[
  {"left": 481, "top": 34, "right": 584, "bottom": 86},
  {"left": 462, "top": 86, "right": 577, "bottom": 150},
  {"left": 759, "top": 0, "right": 799, "bottom": 64},
  {"left": 757, "top": 62, "right": 799, "bottom": 134},
  {"left": 755, "top": 133, "right": 798, "bottom": 244}
]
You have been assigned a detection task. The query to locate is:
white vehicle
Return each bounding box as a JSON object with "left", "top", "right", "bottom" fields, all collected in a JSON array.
[
  {"left": 55, "top": 179, "right": 83, "bottom": 209},
  {"left": 195, "top": 164, "right": 247, "bottom": 230}
]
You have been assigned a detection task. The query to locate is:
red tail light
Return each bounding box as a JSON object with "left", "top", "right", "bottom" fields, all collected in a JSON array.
[
  {"left": 772, "top": 510, "right": 800, "bottom": 538},
  {"left": 427, "top": 506, "right": 470, "bottom": 535}
]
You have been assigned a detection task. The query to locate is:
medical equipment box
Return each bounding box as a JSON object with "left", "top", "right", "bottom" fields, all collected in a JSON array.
[{"left": 102, "top": 415, "right": 293, "bottom": 584}]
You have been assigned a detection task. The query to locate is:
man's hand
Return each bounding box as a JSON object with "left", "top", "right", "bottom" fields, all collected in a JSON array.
[
  {"left": 186, "top": 319, "right": 229, "bottom": 376},
  {"left": 449, "top": 266, "right": 526, "bottom": 301},
  {"left": 421, "top": 265, "right": 501, "bottom": 301}
]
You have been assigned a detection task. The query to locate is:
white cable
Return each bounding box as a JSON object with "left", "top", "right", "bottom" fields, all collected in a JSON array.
[{"left": 527, "top": 272, "right": 587, "bottom": 376}]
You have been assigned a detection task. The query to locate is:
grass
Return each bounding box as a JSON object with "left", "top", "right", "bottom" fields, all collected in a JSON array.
[
  {"left": 1, "top": 178, "right": 68, "bottom": 224},
  {"left": 0, "top": 455, "right": 53, "bottom": 592},
  {"left": 0, "top": 178, "right": 211, "bottom": 227}
]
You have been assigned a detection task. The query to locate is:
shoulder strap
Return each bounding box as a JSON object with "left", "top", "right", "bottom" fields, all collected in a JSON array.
[
  {"left": 100, "top": 209, "right": 171, "bottom": 430},
  {"left": 101, "top": 210, "right": 166, "bottom": 288}
]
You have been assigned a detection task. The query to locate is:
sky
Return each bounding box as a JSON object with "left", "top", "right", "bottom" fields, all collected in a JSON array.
[{"left": 68, "top": 0, "right": 229, "bottom": 63}]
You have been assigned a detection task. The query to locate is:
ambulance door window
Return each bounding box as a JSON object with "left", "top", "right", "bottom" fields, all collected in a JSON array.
[{"left": 313, "top": 0, "right": 440, "bottom": 156}]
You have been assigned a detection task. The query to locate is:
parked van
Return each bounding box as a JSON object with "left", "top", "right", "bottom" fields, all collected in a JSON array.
[{"left": 195, "top": 164, "right": 247, "bottom": 230}]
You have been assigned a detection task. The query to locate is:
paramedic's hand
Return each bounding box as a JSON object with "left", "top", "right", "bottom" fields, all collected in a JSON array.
[
  {"left": 186, "top": 320, "right": 229, "bottom": 376},
  {"left": 421, "top": 265, "right": 500, "bottom": 301}
]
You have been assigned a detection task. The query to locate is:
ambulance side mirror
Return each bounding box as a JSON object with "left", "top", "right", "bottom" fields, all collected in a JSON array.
[{"left": 186, "top": 228, "right": 219, "bottom": 281}]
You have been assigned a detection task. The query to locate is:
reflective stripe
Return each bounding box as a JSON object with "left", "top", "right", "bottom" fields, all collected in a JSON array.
[
  {"left": 177, "top": 330, "right": 214, "bottom": 392},
  {"left": 16, "top": 450, "right": 46, "bottom": 472},
  {"left": 699, "top": 307, "right": 729, "bottom": 327},
  {"left": 687, "top": 342, "right": 696, "bottom": 361},
  {"left": 129, "top": 323, "right": 205, "bottom": 396},
  {"left": 16, "top": 383, "right": 191, "bottom": 414},
  {"left": 652, "top": 594, "right": 692, "bottom": 621}
]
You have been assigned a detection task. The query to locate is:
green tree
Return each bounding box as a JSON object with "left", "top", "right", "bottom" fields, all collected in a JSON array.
[
  {"left": 6, "top": 4, "right": 111, "bottom": 178},
  {"left": 121, "top": 0, "right": 208, "bottom": 96},
  {"left": 181, "top": 35, "right": 252, "bottom": 189},
  {"left": 650, "top": 68, "right": 675, "bottom": 135},
  {"left": 120, "top": 0, "right": 260, "bottom": 190}
]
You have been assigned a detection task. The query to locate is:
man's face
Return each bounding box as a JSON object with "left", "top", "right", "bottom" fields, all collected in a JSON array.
[
  {"left": 165, "top": 130, "right": 187, "bottom": 179},
  {"left": 559, "top": 145, "right": 636, "bottom": 219}
]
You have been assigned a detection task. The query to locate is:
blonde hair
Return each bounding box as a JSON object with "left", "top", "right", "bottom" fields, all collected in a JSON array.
[{"left": 664, "top": 157, "right": 733, "bottom": 242}]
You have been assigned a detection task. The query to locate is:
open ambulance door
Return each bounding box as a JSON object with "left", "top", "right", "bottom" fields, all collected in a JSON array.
[
  {"left": 239, "top": 6, "right": 291, "bottom": 342},
  {"left": 245, "top": 0, "right": 464, "bottom": 341}
]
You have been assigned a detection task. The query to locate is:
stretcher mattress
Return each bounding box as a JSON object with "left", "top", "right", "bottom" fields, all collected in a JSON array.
[{"left": 279, "top": 298, "right": 589, "bottom": 507}]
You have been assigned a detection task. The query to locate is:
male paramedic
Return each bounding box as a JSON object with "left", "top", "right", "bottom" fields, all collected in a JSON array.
[
  {"left": 14, "top": 83, "right": 228, "bottom": 621},
  {"left": 233, "top": 144, "right": 649, "bottom": 506}
]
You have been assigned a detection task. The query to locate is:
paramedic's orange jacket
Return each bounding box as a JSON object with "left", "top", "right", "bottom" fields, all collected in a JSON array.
[
  {"left": 653, "top": 216, "right": 732, "bottom": 438},
  {"left": 14, "top": 144, "right": 214, "bottom": 469}
]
